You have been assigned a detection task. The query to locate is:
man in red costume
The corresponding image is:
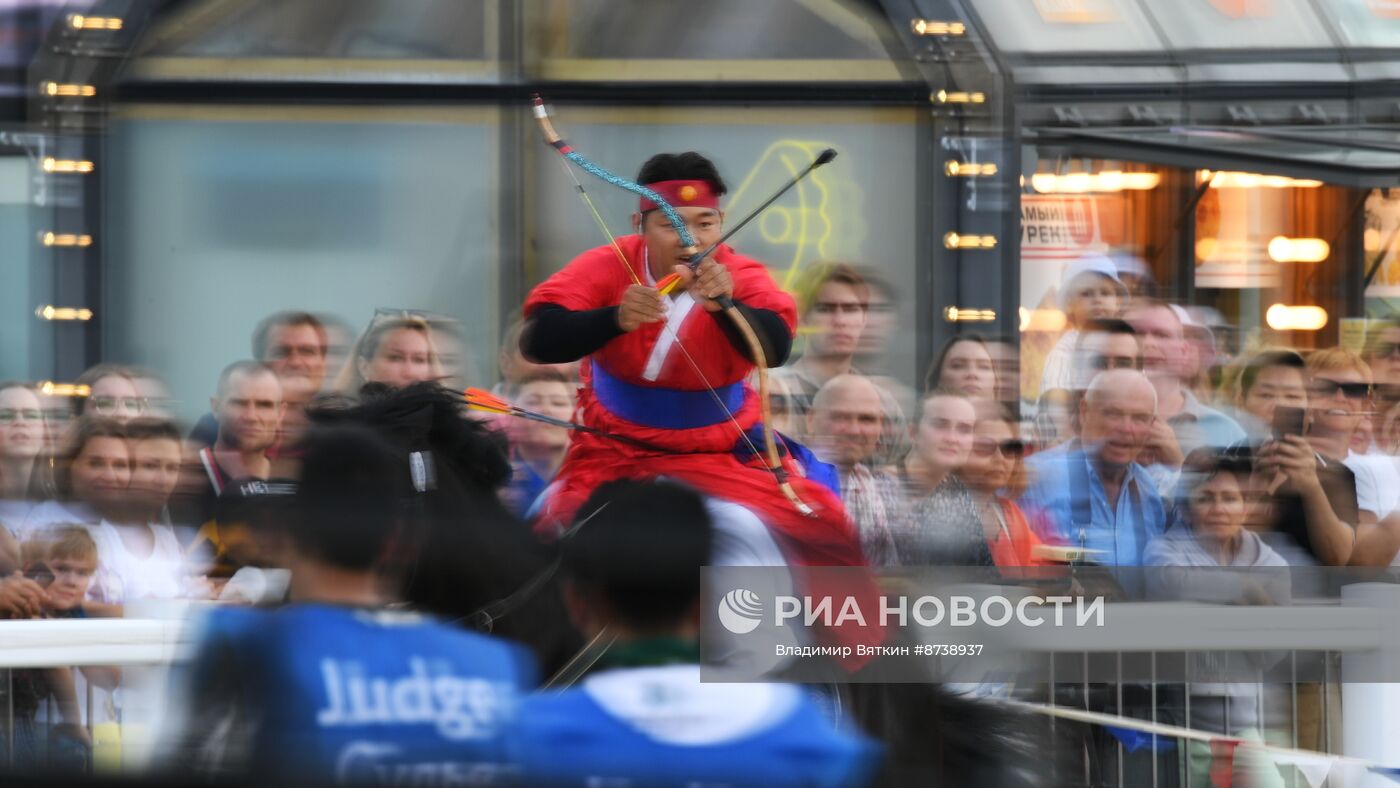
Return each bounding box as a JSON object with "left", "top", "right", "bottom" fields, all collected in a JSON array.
[{"left": 521, "top": 151, "right": 864, "bottom": 568}]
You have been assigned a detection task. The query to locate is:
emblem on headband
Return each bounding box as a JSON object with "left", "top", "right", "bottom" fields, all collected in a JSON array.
[{"left": 679, "top": 184, "right": 698, "bottom": 202}]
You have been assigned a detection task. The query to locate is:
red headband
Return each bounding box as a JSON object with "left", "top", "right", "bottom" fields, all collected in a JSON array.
[{"left": 639, "top": 179, "right": 719, "bottom": 213}]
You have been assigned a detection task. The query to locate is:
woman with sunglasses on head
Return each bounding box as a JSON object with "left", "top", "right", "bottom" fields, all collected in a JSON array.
[
  {"left": 959, "top": 401, "right": 1049, "bottom": 567},
  {"left": 335, "top": 315, "right": 444, "bottom": 395},
  {"left": 74, "top": 364, "right": 146, "bottom": 424}
]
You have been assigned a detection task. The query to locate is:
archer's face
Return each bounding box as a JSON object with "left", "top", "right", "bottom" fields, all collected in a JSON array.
[{"left": 635, "top": 206, "right": 724, "bottom": 280}]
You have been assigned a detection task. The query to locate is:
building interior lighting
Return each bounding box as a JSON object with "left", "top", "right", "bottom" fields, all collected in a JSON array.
[
  {"left": 1020, "top": 307, "right": 1068, "bottom": 332},
  {"left": 944, "top": 232, "right": 997, "bottom": 249},
  {"left": 43, "top": 82, "right": 96, "bottom": 97},
  {"left": 1266, "top": 304, "right": 1328, "bottom": 331},
  {"left": 38, "top": 382, "right": 91, "bottom": 397},
  {"left": 911, "top": 19, "right": 966, "bottom": 35},
  {"left": 1267, "top": 236, "right": 1329, "bottom": 263},
  {"left": 36, "top": 306, "right": 93, "bottom": 321},
  {"left": 933, "top": 90, "right": 985, "bottom": 105},
  {"left": 945, "top": 307, "right": 997, "bottom": 322},
  {"left": 41, "top": 232, "right": 93, "bottom": 247},
  {"left": 69, "top": 15, "right": 122, "bottom": 30},
  {"left": 946, "top": 160, "right": 998, "bottom": 177},
  {"left": 1200, "top": 170, "right": 1323, "bottom": 189},
  {"left": 1030, "top": 171, "right": 1161, "bottom": 193},
  {"left": 42, "top": 158, "right": 94, "bottom": 174}
]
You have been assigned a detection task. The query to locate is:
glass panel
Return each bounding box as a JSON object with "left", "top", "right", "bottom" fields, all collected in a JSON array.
[
  {"left": 966, "top": 0, "right": 1167, "bottom": 53},
  {"left": 104, "top": 106, "right": 501, "bottom": 425},
  {"left": 1139, "top": 0, "right": 1337, "bottom": 50},
  {"left": 527, "top": 106, "right": 921, "bottom": 389},
  {"left": 1365, "top": 188, "right": 1400, "bottom": 299},
  {"left": 1324, "top": 0, "right": 1400, "bottom": 48},
  {"left": 524, "top": 0, "right": 908, "bottom": 81},
  {"left": 1252, "top": 126, "right": 1400, "bottom": 151},
  {"left": 0, "top": 0, "right": 101, "bottom": 108},
  {"left": 1019, "top": 157, "right": 1170, "bottom": 405},
  {"left": 0, "top": 155, "right": 36, "bottom": 382},
  {"left": 1063, "top": 127, "right": 1400, "bottom": 174},
  {"left": 1193, "top": 175, "right": 1351, "bottom": 355},
  {"left": 1020, "top": 154, "right": 1351, "bottom": 414},
  {"left": 144, "top": 0, "right": 489, "bottom": 59}
]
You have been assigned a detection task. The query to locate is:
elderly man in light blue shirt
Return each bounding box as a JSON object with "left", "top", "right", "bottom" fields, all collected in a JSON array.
[{"left": 1022, "top": 369, "right": 1167, "bottom": 567}]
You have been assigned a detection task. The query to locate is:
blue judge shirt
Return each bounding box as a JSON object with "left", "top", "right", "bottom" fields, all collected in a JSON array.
[
  {"left": 1021, "top": 443, "right": 1166, "bottom": 567},
  {"left": 511, "top": 664, "right": 881, "bottom": 787},
  {"left": 177, "top": 604, "right": 535, "bottom": 784}
]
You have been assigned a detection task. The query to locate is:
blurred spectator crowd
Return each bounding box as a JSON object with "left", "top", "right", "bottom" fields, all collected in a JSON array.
[{"left": 1, "top": 254, "right": 1398, "bottom": 785}]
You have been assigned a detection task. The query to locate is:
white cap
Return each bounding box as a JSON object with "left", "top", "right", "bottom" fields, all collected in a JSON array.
[
  {"left": 1169, "top": 303, "right": 1198, "bottom": 328},
  {"left": 1058, "top": 254, "right": 1127, "bottom": 310},
  {"left": 1111, "top": 252, "right": 1151, "bottom": 282}
]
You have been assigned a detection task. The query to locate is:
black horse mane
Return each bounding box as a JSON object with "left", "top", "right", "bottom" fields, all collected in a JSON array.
[{"left": 307, "top": 382, "right": 583, "bottom": 676}]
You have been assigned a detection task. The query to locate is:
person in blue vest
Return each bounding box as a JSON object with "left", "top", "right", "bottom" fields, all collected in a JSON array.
[
  {"left": 510, "top": 478, "right": 881, "bottom": 787},
  {"left": 163, "top": 424, "right": 535, "bottom": 784}
]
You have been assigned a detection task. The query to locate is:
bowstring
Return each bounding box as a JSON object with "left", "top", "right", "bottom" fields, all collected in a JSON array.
[{"left": 552, "top": 151, "right": 769, "bottom": 467}]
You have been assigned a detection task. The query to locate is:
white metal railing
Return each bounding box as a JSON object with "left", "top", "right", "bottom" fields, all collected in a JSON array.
[
  {"left": 0, "top": 618, "right": 191, "bottom": 668},
  {"left": 1, "top": 588, "right": 1398, "bottom": 784}
]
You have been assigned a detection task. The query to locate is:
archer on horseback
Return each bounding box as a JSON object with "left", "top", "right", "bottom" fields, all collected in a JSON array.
[{"left": 518, "top": 102, "right": 860, "bottom": 569}]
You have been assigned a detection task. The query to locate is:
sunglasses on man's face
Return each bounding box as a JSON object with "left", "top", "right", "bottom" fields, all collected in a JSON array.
[
  {"left": 971, "top": 438, "right": 1024, "bottom": 459},
  {"left": 1309, "top": 379, "right": 1371, "bottom": 401}
]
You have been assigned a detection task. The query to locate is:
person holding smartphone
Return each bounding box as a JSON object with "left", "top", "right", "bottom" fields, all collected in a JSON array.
[
  {"left": 1232, "top": 349, "right": 1310, "bottom": 444},
  {"left": 1250, "top": 349, "right": 1400, "bottom": 566}
]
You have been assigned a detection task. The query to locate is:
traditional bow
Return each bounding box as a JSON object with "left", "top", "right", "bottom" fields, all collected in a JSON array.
[{"left": 531, "top": 95, "right": 814, "bottom": 517}]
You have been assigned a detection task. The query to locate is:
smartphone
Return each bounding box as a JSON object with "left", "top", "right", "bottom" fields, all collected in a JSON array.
[{"left": 1273, "top": 406, "right": 1306, "bottom": 440}]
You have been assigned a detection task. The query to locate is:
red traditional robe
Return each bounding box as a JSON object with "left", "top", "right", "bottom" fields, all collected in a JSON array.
[{"left": 523, "top": 235, "right": 865, "bottom": 568}]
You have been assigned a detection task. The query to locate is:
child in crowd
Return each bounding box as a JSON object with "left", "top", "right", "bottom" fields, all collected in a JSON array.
[{"left": 12, "top": 526, "right": 102, "bottom": 772}]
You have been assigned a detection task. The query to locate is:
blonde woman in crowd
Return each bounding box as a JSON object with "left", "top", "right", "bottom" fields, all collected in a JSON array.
[{"left": 334, "top": 314, "right": 444, "bottom": 395}]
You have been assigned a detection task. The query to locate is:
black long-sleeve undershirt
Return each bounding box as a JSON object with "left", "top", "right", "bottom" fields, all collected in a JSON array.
[{"left": 521, "top": 300, "right": 793, "bottom": 367}]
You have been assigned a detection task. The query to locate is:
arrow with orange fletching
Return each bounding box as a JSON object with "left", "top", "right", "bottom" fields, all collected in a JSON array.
[{"left": 463, "top": 388, "right": 669, "bottom": 453}]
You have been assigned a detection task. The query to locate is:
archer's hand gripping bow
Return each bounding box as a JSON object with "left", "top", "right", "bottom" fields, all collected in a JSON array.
[{"left": 531, "top": 95, "right": 835, "bottom": 518}]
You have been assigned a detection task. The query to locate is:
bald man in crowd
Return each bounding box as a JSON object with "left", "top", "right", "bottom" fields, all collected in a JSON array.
[
  {"left": 1022, "top": 369, "right": 1167, "bottom": 566},
  {"left": 806, "top": 374, "right": 903, "bottom": 566}
]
